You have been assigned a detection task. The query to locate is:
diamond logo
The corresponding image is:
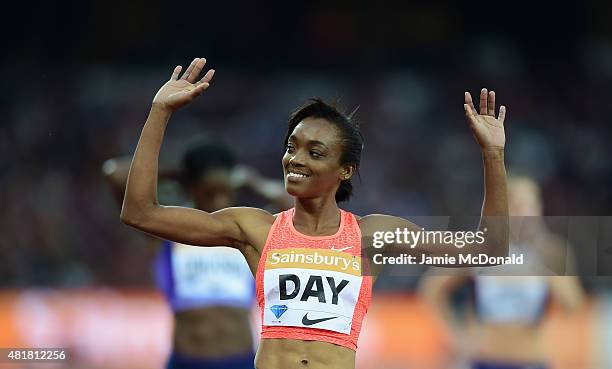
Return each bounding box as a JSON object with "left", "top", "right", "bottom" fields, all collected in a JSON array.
[{"left": 270, "top": 304, "right": 288, "bottom": 319}]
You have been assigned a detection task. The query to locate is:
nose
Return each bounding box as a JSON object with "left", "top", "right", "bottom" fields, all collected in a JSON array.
[{"left": 289, "top": 150, "right": 306, "bottom": 167}]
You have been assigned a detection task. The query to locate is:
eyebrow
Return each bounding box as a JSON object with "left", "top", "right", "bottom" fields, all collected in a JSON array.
[{"left": 288, "top": 135, "right": 329, "bottom": 149}]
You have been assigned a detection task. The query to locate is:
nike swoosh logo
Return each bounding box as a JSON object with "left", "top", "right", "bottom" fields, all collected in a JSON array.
[
  {"left": 302, "top": 314, "right": 337, "bottom": 326},
  {"left": 331, "top": 246, "right": 352, "bottom": 252}
]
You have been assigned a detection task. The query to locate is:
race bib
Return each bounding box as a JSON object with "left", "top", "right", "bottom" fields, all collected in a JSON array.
[
  {"left": 171, "top": 244, "right": 253, "bottom": 304},
  {"left": 263, "top": 248, "right": 362, "bottom": 334}
]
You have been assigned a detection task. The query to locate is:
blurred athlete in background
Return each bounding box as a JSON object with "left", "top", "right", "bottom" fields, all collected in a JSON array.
[
  {"left": 421, "top": 175, "right": 584, "bottom": 369},
  {"left": 103, "top": 140, "right": 290, "bottom": 369}
]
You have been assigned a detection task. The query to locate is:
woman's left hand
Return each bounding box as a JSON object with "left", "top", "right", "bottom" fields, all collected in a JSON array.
[{"left": 464, "top": 88, "right": 506, "bottom": 151}]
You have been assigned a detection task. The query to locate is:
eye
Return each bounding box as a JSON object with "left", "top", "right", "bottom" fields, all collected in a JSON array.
[
  {"left": 310, "top": 151, "right": 323, "bottom": 158},
  {"left": 286, "top": 143, "right": 295, "bottom": 153}
]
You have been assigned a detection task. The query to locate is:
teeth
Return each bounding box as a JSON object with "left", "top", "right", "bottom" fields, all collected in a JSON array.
[{"left": 288, "top": 172, "right": 308, "bottom": 178}]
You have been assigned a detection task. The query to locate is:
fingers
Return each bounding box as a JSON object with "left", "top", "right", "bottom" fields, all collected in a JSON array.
[
  {"left": 188, "top": 58, "right": 207, "bottom": 83},
  {"left": 180, "top": 57, "right": 199, "bottom": 81},
  {"left": 178, "top": 57, "right": 211, "bottom": 84},
  {"left": 197, "top": 69, "right": 215, "bottom": 85},
  {"left": 464, "top": 103, "right": 476, "bottom": 124},
  {"left": 190, "top": 82, "right": 211, "bottom": 97},
  {"left": 171, "top": 65, "right": 182, "bottom": 80},
  {"left": 498, "top": 105, "right": 506, "bottom": 124},
  {"left": 467, "top": 88, "right": 499, "bottom": 116},
  {"left": 488, "top": 91, "right": 495, "bottom": 116},
  {"left": 181, "top": 57, "right": 207, "bottom": 83},
  {"left": 479, "top": 88, "right": 488, "bottom": 115},
  {"left": 465, "top": 92, "right": 477, "bottom": 115}
]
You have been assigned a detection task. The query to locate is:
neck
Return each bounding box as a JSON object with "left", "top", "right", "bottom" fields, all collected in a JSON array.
[{"left": 293, "top": 196, "right": 340, "bottom": 233}]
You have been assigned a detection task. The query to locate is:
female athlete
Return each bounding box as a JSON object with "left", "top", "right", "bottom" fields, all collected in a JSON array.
[
  {"left": 420, "top": 176, "right": 584, "bottom": 369},
  {"left": 121, "top": 57, "right": 509, "bottom": 369}
]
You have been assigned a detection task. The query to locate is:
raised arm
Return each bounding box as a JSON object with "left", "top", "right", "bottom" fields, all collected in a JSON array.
[
  {"left": 120, "top": 57, "right": 272, "bottom": 249},
  {"left": 360, "top": 89, "right": 508, "bottom": 266},
  {"left": 464, "top": 88, "right": 509, "bottom": 258}
]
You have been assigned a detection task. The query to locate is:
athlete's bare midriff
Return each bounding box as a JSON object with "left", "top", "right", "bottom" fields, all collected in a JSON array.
[
  {"left": 173, "top": 306, "right": 253, "bottom": 358},
  {"left": 255, "top": 338, "right": 356, "bottom": 369}
]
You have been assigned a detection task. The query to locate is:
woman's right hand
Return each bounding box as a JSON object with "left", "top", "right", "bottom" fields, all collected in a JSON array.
[{"left": 152, "top": 57, "right": 215, "bottom": 112}]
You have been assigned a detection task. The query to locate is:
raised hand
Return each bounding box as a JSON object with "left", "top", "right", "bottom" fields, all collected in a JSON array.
[
  {"left": 464, "top": 88, "right": 506, "bottom": 151},
  {"left": 152, "top": 57, "right": 215, "bottom": 112}
]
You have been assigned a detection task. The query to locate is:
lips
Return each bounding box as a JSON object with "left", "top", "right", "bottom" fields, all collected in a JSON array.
[
  {"left": 286, "top": 168, "right": 311, "bottom": 181},
  {"left": 287, "top": 173, "right": 308, "bottom": 179}
]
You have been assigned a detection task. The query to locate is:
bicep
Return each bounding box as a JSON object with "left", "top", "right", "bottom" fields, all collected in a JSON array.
[
  {"left": 360, "top": 214, "right": 420, "bottom": 277},
  {"left": 124, "top": 205, "right": 249, "bottom": 248},
  {"left": 361, "top": 214, "right": 423, "bottom": 252},
  {"left": 362, "top": 214, "right": 479, "bottom": 264}
]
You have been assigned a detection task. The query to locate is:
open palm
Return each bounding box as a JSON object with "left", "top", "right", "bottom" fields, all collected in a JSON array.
[
  {"left": 464, "top": 88, "right": 506, "bottom": 150},
  {"left": 153, "top": 57, "right": 216, "bottom": 111}
]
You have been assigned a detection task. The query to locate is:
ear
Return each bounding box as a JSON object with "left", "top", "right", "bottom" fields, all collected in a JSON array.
[{"left": 339, "top": 164, "right": 355, "bottom": 181}]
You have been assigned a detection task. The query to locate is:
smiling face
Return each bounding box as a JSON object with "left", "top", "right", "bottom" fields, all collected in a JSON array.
[{"left": 282, "top": 118, "right": 353, "bottom": 200}]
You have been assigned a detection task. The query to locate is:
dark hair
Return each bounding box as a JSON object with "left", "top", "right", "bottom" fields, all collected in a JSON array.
[
  {"left": 181, "top": 139, "right": 236, "bottom": 185},
  {"left": 284, "top": 98, "right": 363, "bottom": 203}
]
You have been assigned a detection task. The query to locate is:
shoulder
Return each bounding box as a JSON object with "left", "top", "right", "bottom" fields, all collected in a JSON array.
[
  {"left": 215, "top": 206, "right": 277, "bottom": 228},
  {"left": 215, "top": 207, "right": 281, "bottom": 254},
  {"left": 356, "top": 213, "right": 420, "bottom": 237},
  {"left": 357, "top": 213, "right": 398, "bottom": 226}
]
